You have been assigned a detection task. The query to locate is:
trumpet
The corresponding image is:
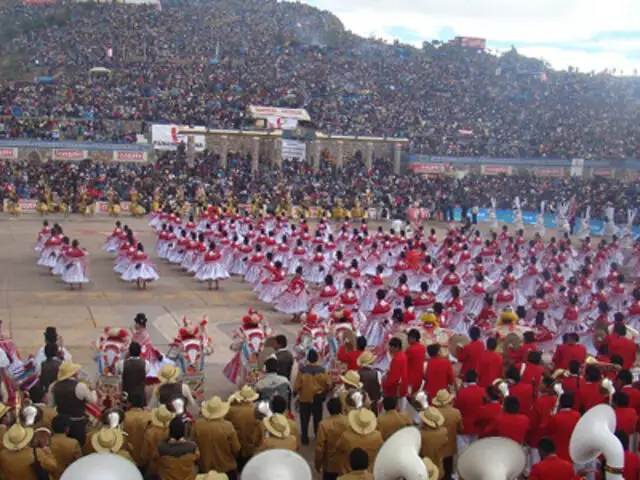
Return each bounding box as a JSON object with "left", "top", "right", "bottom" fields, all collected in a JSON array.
[{"left": 600, "top": 378, "right": 616, "bottom": 405}]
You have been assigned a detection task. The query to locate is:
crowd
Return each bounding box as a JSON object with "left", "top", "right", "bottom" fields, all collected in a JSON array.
[
  {"left": 2, "top": 152, "right": 639, "bottom": 225},
  {"left": 1, "top": 1, "right": 640, "bottom": 158}
]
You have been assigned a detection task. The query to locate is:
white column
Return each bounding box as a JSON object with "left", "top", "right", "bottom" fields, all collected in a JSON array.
[
  {"left": 219, "top": 135, "right": 228, "bottom": 168},
  {"left": 365, "top": 141, "right": 374, "bottom": 170},
  {"left": 251, "top": 137, "right": 260, "bottom": 173},
  {"left": 313, "top": 140, "right": 321, "bottom": 172},
  {"left": 393, "top": 143, "right": 402, "bottom": 174},
  {"left": 336, "top": 140, "right": 344, "bottom": 170}
]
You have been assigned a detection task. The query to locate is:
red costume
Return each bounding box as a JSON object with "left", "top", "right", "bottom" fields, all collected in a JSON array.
[
  {"left": 454, "top": 383, "right": 486, "bottom": 435},
  {"left": 405, "top": 341, "right": 426, "bottom": 394},
  {"left": 540, "top": 409, "right": 581, "bottom": 461},
  {"left": 424, "top": 356, "right": 454, "bottom": 399},
  {"left": 382, "top": 350, "right": 408, "bottom": 398},
  {"left": 457, "top": 339, "right": 484, "bottom": 377},
  {"left": 529, "top": 455, "right": 576, "bottom": 480}
]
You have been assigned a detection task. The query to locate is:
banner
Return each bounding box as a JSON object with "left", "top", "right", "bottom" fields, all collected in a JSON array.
[
  {"left": 481, "top": 165, "right": 512, "bottom": 176},
  {"left": 0, "top": 148, "right": 18, "bottom": 160},
  {"left": 96, "top": 201, "right": 131, "bottom": 214},
  {"left": 593, "top": 168, "right": 613, "bottom": 177},
  {"left": 23, "top": 0, "right": 57, "bottom": 4},
  {"left": 113, "top": 151, "right": 148, "bottom": 163},
  {"left": 409, "top": 163, "right": 444, "bottom": 174},
  {"left": 267, "top": 116, "right": 298, "bottom": 130},
  {"left": 570, "top": 158, "right": 584, "bottom": 177},
  {"left": 248, "top": 106, "right": 310, "bottom": 121},
  {"left": 151, "top": 124, "right": 206, "bottom": 152},
  {"left": 535, "top": 167, "right": 565, "bottom": 178},
  {"left": 281, "top": 139, "right": 306, "bottom": 161},
  {"left": 2, "top": 199, "right": 37, "bottom": 212},
  {"left": 53, "top": 149, "right": 88, "bottom": 161}
]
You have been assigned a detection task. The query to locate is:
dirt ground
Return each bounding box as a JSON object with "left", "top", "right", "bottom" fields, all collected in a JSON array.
[{"left": 2, "top": 214, "right": 568, "bottom": 475}]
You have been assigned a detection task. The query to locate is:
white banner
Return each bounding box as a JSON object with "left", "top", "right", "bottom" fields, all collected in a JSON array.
[
  {"left": 281, "top": 139, "right": 306, "bottom": 161},
  {"left": 0, "top": 148, "right": 18, "bottom": 160},
  {"left": 267, "top": 116, "right": 298, "bottom": 130},
  {"left": 151, "top": 124, "right": 206, "bottom": 152},
  {"left": 570, "top": 158, "right": 584, "bottom": 177}
]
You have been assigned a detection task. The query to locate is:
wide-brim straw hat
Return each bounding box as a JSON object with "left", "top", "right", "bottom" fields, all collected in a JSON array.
[
  {"left": 420, "top": 407, "right": 445, "bottom": 429},
  {"left": 196, "top": 473, "right": 229, "bottom": 480},
  {"left": 431, "top": 389, "right": 455, "bottom": 407},
  {"left": 340, "top": 370, "right": 363, "bottom": 389},
  {"left": 423, "top": 456, "right": 440, "bottom": 480},
  {"left": 201, "top": 396, "right": 230, "bottom": 420},
  {"left": 91, "top": 427, "right": 125, "bottom": 453},
  {"left": 348, "top": 408, "right": 377, "bottom": 435},
  {"left": 150, "top": 405, "right": 175, "bottom": 428},
  {"left": 263, "top": 413, "right": 291, "bottom": 438},
  {"left": 356, "top": 351, "right": 375, "bottom": 367},
  {"left": 158, "top": 364, "right": 181, "bottom": 384},
  {"left": 57, "top": 361, "right": 82, "bottom": 382},
  {"left": 229, "top": 385, "right": 259, "bottom": 403},
  {"left": 3, "top": 424, "right": 34, "bottom": 451},
  {"left": 0, "top": 402, "right": 9, "bottom": 420}
]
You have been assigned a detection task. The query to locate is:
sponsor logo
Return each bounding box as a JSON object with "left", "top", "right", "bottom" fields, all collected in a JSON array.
[
  {"left": 53, "top": 149, "right": 86, "bottom": 161},
  {"left": 114, "top": 151, "right": 147, "bottom": 162}
]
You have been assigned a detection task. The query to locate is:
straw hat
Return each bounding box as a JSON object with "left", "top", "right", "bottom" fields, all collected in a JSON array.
[
  {"left": 263, "top": 413, "right": 291, "bottom": 438},
  {"left": 196, "top": 473, "right": 229, "bottom": 480},
  {"left": 423, "top": 457, "right": 440, "bottom": 480},
  {"left": 201, "top": 396, "right": 230, "bottom": 420},
  {"left": 356, "top": 351, "right": 375, "bottom": 367},
  {"left": 91, "top": 427, "right": 125, "bottom": 453},
  {"left": 0, "top": 402, "right": 9, "bottom": 420},
  {"left": 420, "top": 407, "right": 445, "bottom": 429},
  {"left": 3, "top": 424, "right": 34, "bottom": 451},
  {"left": 57, "top": 361, "right": 82, "bottom": 382},
  {"left": 229, "top": 385, "right": 259, "bottom": 403},
  {"left": 158, "top": 364, "right": 181, "bottom": 384},
  {"left": 431, "top": 389, "right": 455, "bottom": 407},
  {"left": 348, "top": 408, "right": 377, "bottom": 435},
  {"left": 340, "top": 370, "right": 363, "bottom": 389},
  {"left": 150, "top": 405, "right": 175, "bottom": 428}
]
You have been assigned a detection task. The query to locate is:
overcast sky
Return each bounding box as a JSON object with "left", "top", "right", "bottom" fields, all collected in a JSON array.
[{"left": 302, "top": 0, "right": 640, "bottom": 74}]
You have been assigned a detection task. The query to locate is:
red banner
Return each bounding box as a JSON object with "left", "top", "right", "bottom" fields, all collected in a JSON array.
[
  {"left": 113, "top": 151, "right": 147, "bottom": 163},
  {"left": 410, "top": 163, "right": 444, "bottom": 174},
  {"left": 593, "top": 168, "right": 613, "bottom": 177},
  {"left": 23, "top": 0, "right": 57, "bottom": 4},
  {"left": 0, "top": 148, "right": 18, "bottom": 160},
  {"left": 53, "top": 149, "right": 87, "bottom": 161},
  {"left": 458, "top": 37, "right": 486, "bottom": 50},
  {"left": 535, "top": 167, "right": 565, "bottom": 178},
  {"left": 481, "top": 165, "right": 512, "bottom": 176}
]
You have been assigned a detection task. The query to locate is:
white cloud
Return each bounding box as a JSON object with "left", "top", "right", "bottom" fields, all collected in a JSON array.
[
  {"left": 302, "top": 0, "right": 640, "bottom": 72},
  {"left": 513, "top": 46, "right": 640, "bottom": 74}
]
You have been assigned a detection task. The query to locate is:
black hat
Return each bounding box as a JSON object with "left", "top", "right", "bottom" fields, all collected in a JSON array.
[
  {"left": 134, "top": 313, "right": 148, "bottom": 327},
  {"left": 44, "top": 327, "right": 57, "bottom": 342}
]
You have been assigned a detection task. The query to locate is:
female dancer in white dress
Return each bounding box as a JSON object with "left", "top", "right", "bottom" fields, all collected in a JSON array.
[
  {"left": 61, "top": 239, "right": 89, "bottom": 289},
  {"left": 121, "top": 243, "right": 159, "bottom": 289}
]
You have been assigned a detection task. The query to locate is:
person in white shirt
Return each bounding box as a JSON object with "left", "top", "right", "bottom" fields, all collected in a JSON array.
[{"left": 34, "top": 327, "right": 72, "bottom": 375}]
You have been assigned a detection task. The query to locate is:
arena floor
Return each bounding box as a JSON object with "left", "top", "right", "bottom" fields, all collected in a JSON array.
[{"left": 2, "top": 214, "right": 565, "bottom": 473}]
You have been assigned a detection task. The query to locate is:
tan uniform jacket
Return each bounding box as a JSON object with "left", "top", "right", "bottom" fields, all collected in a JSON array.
[
  {"left": 377, "top": 410, "right": 412, "bottom": 441},
  {"left": 0, "top": 446, "right": 58, "bottom": 480},
  {"left": 153, "top": 440, "right": 200, "bottom": 480},
  {"left": 35, "top": 405, "right": 57, "bottom": 431},
  {"left": 141, "top": 424, "right": 170, "bottom": 472},
  {"left": 436, "top": 405, "right": 463, "bottom": 458},
  {"left": 49, "top": 433, "right": 82, "bottom": 480},
  {"left": 335, "top": 429, "right": 383, "bottom": 475},
  {"left": 338, "top": 471, "right": 374, "bottom": 480},
  {"left": 420, "top": 427, "right": 448, "bottom": 479},
  {"left": 257, "top": 434, "right": 297, "bottom": 453},
  {"left": 314, "top": 414, "right": 349, "bottom": 474},
  {"left": 123, "top": 408, "right": 151, "bottom": 466},
  {"left": 293, "top": 362, "right": 333, "bottom": 403},
  {"left": 193, "top": 417, "right": 241, "bottom": 473},
  {"left": 226, "top": 403, "right": 260, "bottom": 458},
  {"left": 254, "top": 417, "right": 300, "bottom": 451}
]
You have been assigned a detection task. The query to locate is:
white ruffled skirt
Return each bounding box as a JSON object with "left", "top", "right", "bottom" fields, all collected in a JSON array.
[
  {"left": 121, "top": 262, "right": 159, "bottom": 282},
  {"left": 61, "top": 260, "right": 89, "bottom": 284},
  {"left": 195, "top": 262, "right": 230, "bottom": 282}
]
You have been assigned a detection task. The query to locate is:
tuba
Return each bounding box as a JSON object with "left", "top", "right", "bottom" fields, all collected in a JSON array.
[
  {"left": 570, "top": 404, "right": 624, "bottom": 479},
  {"left": 457, "top": 437, "right": 526, "bottom": 480},
  {"left": 600, "top": 378, "right": 616, "bottom": 405},
  {"left": 242, "top": 449, "right": 312, "bottom": 480},
  {"left": 61, "top": 453, "right": 143, "bottom": 480},
  {"left": 373, "top": 426, "right": 430, "bottom": 480},
  {"left": 493, "top": 379, "right": 510, "bottom": 398},
  {"left": 551, "top": 382, "right": 564, "bottom": 415},
  {"left": 170, "top": 397, "right": 192, "bottom": 438}
]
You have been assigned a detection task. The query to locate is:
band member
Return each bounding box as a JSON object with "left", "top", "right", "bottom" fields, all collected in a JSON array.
[{"left": 149, "top": 364, "right": 196, "bottom": 408}]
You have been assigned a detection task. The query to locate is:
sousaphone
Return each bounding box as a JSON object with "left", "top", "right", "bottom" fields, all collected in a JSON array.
[
  {"left": 373, "top": 426, "right": 430, "bottom": 480},
  {"left": 448, "top": 334, "right": 470, "bottom": 359},
  {"left": 241, "top": 449, "right": 312, "bottom": 480},
  {"left": 457, "top": 437, "right": 526, "bottom": 480},
  {"left": 392, "top": 331, "right": 409, "bottom": 351},
  {"left": 502, "top": 332, "right": 522, "bottom": 353}
]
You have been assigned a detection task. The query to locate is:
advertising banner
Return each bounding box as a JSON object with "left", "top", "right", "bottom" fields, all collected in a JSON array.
[
  {"left": 593, "top": 168, "right": 613, "bottom": 177},
  {"left": 151, "top": 124, "right": 206, "bottom": 152},
  {"left": 281, "top": 139, "right": 306, "bottom": 161},
  {"left": 458, "top": 37, "right": 487, "bottom": 49},
  {"left": 0, "top": 148, "right": 18, "bottom": 160},
  {"left": 481, "top": 165, "right": 512, "bottom": 176},
  {"left": 53, "top": 149, "right": 88, "bottom": 161},
  {"left": 2, "top": 199, "right": 38, "bottom": 212},
  {"left": 267, "top": 116, "right": 299, "bottom": 130},
  {"left": 113, "top": 151, "right": 148, "bottom": 163},
  {"left": 409, "top": 163, "right": 444, "bottom": 174},
  {"left": 535, "top": 167, "right": 565, "bottom": 178}
]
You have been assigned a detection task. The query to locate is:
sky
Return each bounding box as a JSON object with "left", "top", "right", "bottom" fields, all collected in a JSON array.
[{"left": 302, "top": 0, "right": 640, "bottom": 75}]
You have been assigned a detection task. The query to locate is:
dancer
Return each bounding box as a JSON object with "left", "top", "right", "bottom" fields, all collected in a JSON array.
[
  {"left": 61, "top": 239, "right": 89, "bottom": 289},
  {"left": 194, "top": 242, "right": 229, "bottom": 290},
  {"left": 34, "top": 220, "right": 51, "bottom": 253},
  {"left": 275, "top": 266, "right": 310, "bottom": 320},
  {"left": 121, "top": 244, "right": 159, "bottom": 289}
]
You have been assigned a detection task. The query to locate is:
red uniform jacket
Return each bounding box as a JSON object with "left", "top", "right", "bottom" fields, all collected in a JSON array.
[
  {"left": 485, "top": 412, "right": 530, "bottom": 444},
  {"left": 458, "top": 340, "right": 485, "bottom": 377},
  {"left": 615, "top": 406, "right": 638, "bottom": 436},
  {"left": 454, "top": 384, "right": 486, "bottom": 435},
  {"left": 511, "top": 382, "right": 534, "bottom": 415},
  {"left": 476, "top": 401, "right": 503, "bottom": 438},
  {"left": 528, "top": 394, "right": 557, "bottom": 447},
  {"left": 530, "top": 455, "right": 576, "bottom": 480},
  {"left": 405, "top": 342, "right": 426, "bottom": 394},
  {"left": 477, "top": 350, "right": 504, "bottom": 387},
  {"left": 424, "top": 356, "right": 454, "bottom": 399},
  {"left": 509, "top": 342, "right": 538, "bottom": 365},
  {"left": 540, "top": 409, "right": 581, "bottom": 461},
  {"left": 624, "top": 451, "right": 640, "bottom": 480},
  {"left": 520, "top": 362, "right": 544, "bottom": 386},
  {"left": 608, "top": 334, "right": 637, "bottom": 369},
  {"left": 382, "top": 351, "right": 408, "bottom": 398},
  {"left": 622, "top": 385, "right": 640, "bottom": 416},
  {"left": 337, "top": 346, "right": 362, "bottom": 371},
  {"left": 575, "top": 382, "right": 607, "bottom": 413},
  {"left": 561, "top": 375, "right": 581, "bottom": 394}
]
